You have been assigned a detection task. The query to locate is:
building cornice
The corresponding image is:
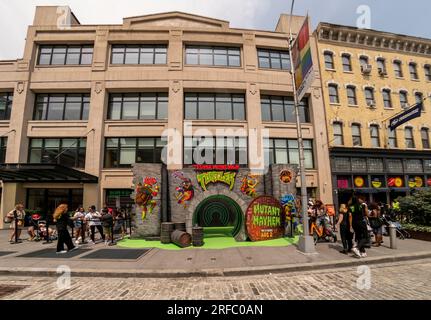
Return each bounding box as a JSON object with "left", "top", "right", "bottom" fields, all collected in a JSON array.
[{"left": 316, "top": 23, "right": 431, "bottom": 58}]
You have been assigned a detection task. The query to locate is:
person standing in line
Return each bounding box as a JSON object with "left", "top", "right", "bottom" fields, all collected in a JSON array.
[
  {"left": 53, "top": 204, "right": 77, "bottom": 254},
  {"left": 336, "top": 204, "right": 353, "bottom": 254},
  {"left": 6, "top": 204, "right": 25, "bottom": 243},
  {"left": 349, "top": 196, "right": 370, "bottom": 258},
  {"left": 85, "top": 205, "right": 104, "bottom": 244},
  {"left": 368, "top": 202, "right": 383, "bottom": 247},
  {"left": 72, "top": 207, "right": 86, "bottom": 245}
]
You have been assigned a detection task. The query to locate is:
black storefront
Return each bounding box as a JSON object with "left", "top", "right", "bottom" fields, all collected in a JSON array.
[
  {"left": 0, "top": 164, "right": 98, "bottom": 220},
  {"left": 331, "top": 148, "right": 431, "bottom": 210}
]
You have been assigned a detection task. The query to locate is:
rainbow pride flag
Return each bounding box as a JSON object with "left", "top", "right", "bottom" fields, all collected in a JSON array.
[{"left": 292, "top": 16, "right": 314, "bottom": 101}]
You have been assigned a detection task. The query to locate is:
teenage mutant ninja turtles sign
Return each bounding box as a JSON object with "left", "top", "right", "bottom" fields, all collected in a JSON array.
[{"left": 246, "top": 196, "right": 285, "bottom": 242}]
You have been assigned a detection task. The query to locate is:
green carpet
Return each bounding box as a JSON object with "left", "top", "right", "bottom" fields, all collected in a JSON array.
[{"left": 117, "top": 227, "right": 299, "bottom": 250}]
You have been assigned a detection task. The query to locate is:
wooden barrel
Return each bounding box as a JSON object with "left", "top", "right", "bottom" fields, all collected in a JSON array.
[
  {"left": 174, "top": 222, "right": 186, "bottom": 232},
  {"left": 160, "top": 222, "right": 175, "bottom": 244},
  {"left": 171, "top": 230, "right": 192, "bottom": 248},
  {"left": 192, "top": 227, "right": 204, "bottom": 247}
]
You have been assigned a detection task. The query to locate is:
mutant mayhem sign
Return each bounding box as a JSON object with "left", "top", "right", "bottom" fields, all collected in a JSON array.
[{"left": 246, "top": 196, "right": 285, "bottom": 242}]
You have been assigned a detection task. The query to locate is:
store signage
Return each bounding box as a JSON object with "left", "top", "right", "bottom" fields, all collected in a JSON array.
[
  {"left": 409, "top": 176, "right": 424, "bottom": 188},
  {"left": 354, "top": 176, "right": 365, "bottom": 188},
  {"left": 371, "top": 177, "right": 382, "bottom": 188},
  {"left": 246, "top": 196, "right": 285, "bottom": 242},
  {"left": 196, "top": 171, "right": 237, "bottom": 191},
  {"left": 107, "top": 190, "right": 132, "bottom": 197},
  {"left": 193, "top": 164, "right": 240, "bottom": 171},
  {"left": 428, "top": 178, "right": 431, "bottom": 187},
  {"left": 388, "top": 177, "right": 404, "bottom": 188},
  {"left": 389, "top": 102, "right": 423, "bottom": 131},
  {"left": 337, "top": 178, "right": 349, "bottom": 189}
]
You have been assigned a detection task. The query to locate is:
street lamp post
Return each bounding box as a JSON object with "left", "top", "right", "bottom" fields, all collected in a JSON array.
[{"left": 287, "top": 0, "right": 316, "bottom": 253}]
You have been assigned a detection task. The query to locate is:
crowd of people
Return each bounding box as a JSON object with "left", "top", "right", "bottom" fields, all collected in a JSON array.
[
  {"left": 307, "top": 196, "right": 392, "bottom": 259},
  {"left": 5, "top": 203, "right": 128, "bottom": 254}
]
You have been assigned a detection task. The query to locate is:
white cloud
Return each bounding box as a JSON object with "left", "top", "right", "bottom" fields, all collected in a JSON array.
[{"left": 0, "top": 0, "right": 272, "bottom": 60}]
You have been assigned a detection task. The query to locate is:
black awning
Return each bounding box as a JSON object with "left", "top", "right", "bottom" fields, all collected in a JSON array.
[{"left": 0, "top": 164, "right": 98, "bottom": 183}]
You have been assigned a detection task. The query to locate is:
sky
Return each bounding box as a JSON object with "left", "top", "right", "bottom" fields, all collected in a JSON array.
[{"left": 0, "top": 0, "right": 429, "bottom": 60}]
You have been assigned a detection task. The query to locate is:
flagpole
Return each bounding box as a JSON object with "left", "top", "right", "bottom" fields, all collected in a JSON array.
[{"left": 287, "top": 0, "right": 315, "bottom": 253}]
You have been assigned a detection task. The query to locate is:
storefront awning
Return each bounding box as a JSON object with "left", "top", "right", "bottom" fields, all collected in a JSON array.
[{"left": 0, "top": 164, "right": 98, "bottom": 184}]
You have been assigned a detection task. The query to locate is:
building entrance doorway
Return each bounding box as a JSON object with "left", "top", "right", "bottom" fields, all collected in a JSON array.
[{"left": 193, "top": 195, "right": 243, "bottom": 237}]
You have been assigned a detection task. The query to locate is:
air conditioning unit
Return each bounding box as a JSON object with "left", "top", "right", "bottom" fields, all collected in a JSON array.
[
  {"left": 361, "top": 64, "right": 372, "bottom": 74},
  {"left": 378, "top": 67, "right": 387, "bottom": 76},
  {"left": 367, "top": 100, "right": 376, "bottom": 108}
]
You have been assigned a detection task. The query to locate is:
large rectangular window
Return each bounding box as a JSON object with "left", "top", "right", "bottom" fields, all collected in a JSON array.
[
  {"left": 257, "top": 49, "right": 290, "bottom": 70},
  {"left": 185, "top": 46, "right": 240, "bottom": 67},
  {"left": 184, "top": 137, "right": 247, "bottom": 165},
  {"left": 261, "top": 95, "right": 309, "bottom": 123},
  {"left": 108, "top": 93, "right": 168, "bottom": 120},
  {"left": 104, "top": 137, "right": 166, "bottom": 168},
  {"left": 111, "top": 45, "right": 167, "bottom": 65},
  {"left": 29, "top": 138, "right": 86, "bottom": 168},
  {"left": 185, "top": 93, "right": 245, "bottom": 121},
  {"left": 265, "top": 138, "right": 314, "bottom": 169},
  {"left": 0, "top": 137, "right": 7, "bottom": 163},
  {"left": 38, "top": 45, "right": 93, "bottom": 66},
  {"left": 0, "top": 92, "right": 13, "bottom": 120},
  {"left": 388, "top": 129, "right": 398, "bottom": 148},
  {"left": 34, "top": 94, "right": 90, "bottom": 121}
]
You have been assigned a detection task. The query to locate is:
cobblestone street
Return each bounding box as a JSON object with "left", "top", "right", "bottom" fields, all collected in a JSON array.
[{"left": 1, "top": 259, "right": 430, "bottom": 300}]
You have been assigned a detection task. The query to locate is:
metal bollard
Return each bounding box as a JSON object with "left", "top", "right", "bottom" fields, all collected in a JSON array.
[{"left": 388, "top": 223, "right": 397, "bottom": 249}]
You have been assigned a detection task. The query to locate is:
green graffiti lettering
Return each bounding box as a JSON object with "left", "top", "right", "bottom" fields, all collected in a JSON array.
[{"left": 196, "top": 171, "right": 237, "bottom": 191}]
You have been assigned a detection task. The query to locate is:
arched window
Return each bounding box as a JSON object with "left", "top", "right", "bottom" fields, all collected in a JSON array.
[
  {"left": 421, "top": 128, "right": 430, "bottom": 149},
  {"left": 377, "top": 58, "right": 387, "bottom": 75},
  {"left": 388, "top": 128, "right": 398, "bottom": 148},
  {"left": 351, "top": 124, "right": 362, "bottom": 147},
  {"left": 409, "top": 62, "right": 419, "bottom": 80},
  {"left": 382, "top": 89, "right": 392, "bottom": 108},
  {"left": 399, "top": 91, "right": 409, "bottom": 108},
  {"left": 405, "top": 127, "right": 415, "bottom": 148},
  {"left": 346, "top": 86, "right": 357, "bottom": 105},
  {"left": 364, "top": 87, "right": 375, "bottom": 106},
  {"left": 328, "top": 84, "right": 339, "bottom": 104},
  {"left": 424, "top": 64, "right": 431, "bottom": 81},
  {"left": 393, "top": 60, "right": 403, "bottom": 78},
  {"left": 341, "top": 54, "right": 352, "bottom": 72},
  {"left": 324, "top": 51, "right": 335, "bottom": 69},
  {"left": 333, "top": 122, "right": 344, "bottom": 146},
  {"left": 370, "top": 125, "right": 380, "bottom": 147}
]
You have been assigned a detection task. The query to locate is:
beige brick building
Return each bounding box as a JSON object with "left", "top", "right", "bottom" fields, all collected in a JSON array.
[
  {"left": 0, "top": 7, "right": 332, "bottom": 228},
  {"left": 315, "top": 23, "right": 431, "bottom": 209}
]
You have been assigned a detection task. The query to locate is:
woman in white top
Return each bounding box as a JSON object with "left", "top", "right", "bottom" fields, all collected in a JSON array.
[{"left": 85, "top": 205, "right": 105, "bottom": 243}]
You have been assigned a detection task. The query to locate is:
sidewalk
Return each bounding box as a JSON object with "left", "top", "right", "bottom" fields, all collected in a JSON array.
[{"left": 1, "top": 229, "right": 431, "bottom": 278}]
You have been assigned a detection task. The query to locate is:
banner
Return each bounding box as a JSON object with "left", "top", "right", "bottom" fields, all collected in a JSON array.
[
  {"left": 292, "top": 16, "right": 314, "bottom": 102},
  {"left": 389, "top": 102, "right": 422, "bottom": 131}
]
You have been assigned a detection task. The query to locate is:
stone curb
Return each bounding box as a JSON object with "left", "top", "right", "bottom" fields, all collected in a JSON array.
[{"left": 1, "top": 251, "right": 431, "bottom": 278}]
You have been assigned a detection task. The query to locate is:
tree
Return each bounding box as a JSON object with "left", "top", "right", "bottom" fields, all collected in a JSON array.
[{"left": 397, "top": 189, "right": 431, "bottom": 226}]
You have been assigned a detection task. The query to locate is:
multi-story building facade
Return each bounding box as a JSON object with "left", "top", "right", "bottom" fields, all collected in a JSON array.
[
  {"left": 0, "top": 7, "right": 332, "bottom": 230},
  {"left": 315, "top": 23, "right": 431, "bottom": 209}
]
